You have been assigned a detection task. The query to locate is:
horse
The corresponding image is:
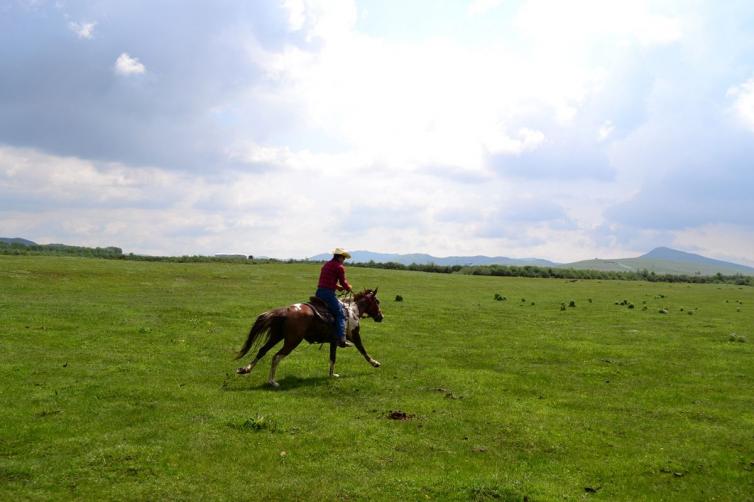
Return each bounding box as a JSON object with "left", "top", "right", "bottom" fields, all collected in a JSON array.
[{"left": 235, "top": 288, "right": 384, "bottom": 387}]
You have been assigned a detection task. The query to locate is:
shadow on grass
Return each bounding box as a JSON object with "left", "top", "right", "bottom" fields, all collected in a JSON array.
[{"left": 221, "top": 371, "right": 373, "bottom": 392}]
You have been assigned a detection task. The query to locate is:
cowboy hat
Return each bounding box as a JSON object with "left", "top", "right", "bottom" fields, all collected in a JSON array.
[{"left": 332, "top": 247, "right": 352, "bottom": 258}]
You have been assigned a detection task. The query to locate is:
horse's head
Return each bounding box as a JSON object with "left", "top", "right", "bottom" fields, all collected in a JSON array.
[{"left": 356, "top": 288, "right": 383, "bottom": 322}]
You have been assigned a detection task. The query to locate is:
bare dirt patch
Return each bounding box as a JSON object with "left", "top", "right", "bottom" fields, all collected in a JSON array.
[{"left": 387, "top": 410, "right": 414, "bottom": 420}]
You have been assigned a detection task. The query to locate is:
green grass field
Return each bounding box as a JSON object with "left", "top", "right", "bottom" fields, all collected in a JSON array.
[{"left": 1, "top": 256, "right": 753, "bottom": 501}]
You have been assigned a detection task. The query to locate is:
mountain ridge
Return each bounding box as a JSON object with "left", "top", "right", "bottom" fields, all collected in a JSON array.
[
  {"left": 0, "top": 237, "right": 37, "bottom": 246},
  {"left": 309, "top": 247, "right": 754, "bottom": 276}
]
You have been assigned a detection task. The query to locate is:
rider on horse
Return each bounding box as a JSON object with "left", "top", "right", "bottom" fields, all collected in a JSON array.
[{"left": 316, "top": 248, "right": 354, "bottom": 348}]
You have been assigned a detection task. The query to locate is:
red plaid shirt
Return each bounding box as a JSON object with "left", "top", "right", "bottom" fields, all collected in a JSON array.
[{"left": 317, "top": 259, "right": 351, "bottom": 290}]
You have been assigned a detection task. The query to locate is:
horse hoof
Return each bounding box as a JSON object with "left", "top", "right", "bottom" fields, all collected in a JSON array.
[
  {"left": 236, "top": 367, "right": 250, "bottom": 375},
  {"left": 330, "top": 373, "right": 340, "bottom": 378},
  {"left": 268, "top": 381, "right": 280, "bottom": 388},
  {"left": 371, "top": 360, "right": 381, "bottom": 368}
]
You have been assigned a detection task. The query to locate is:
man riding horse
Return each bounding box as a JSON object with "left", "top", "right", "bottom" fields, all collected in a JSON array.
[
  {"left": 316, "top": 247, "right": 354, "bottom": 348},
  {"left": 234, "top": 246, "right": 383, "bottom": 387}
]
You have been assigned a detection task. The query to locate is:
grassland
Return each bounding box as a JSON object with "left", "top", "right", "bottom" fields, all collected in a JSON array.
[{"left": 1, "top": 255, "right": 752, "bottom": 501}]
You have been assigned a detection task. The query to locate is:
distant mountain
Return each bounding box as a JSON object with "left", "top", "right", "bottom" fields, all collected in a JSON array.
[
  {"left": 641, "top": 246, "right": 751, "bottom": 268},
  {"left": 0, "top": 237, "right": 37, "bottom": 246},
  {"left": 562, "top": 247, "right": 754, "bottom": 276},
  {"left": 309, "top": 247, "right": 754, "bottom": 276},
  {"left": 309, "top": 250, "right": 559, "bottom": 267}
]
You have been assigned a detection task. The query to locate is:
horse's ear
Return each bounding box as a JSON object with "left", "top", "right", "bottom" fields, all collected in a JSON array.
[{"left": 373, "top": 287, "right": 378, "bottom": 295}]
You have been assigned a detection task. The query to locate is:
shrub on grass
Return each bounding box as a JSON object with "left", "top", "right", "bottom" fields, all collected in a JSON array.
[{"left": 728, "top": 333, "right": 747, "bottom": 343}]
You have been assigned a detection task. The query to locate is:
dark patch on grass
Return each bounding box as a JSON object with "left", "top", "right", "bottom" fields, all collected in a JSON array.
[
  {"left": 0, "top": 467, "right": 33, "bottom": 483},
  {"left": 36, "top": 409, "right": 62, "bottom": 418},
  {"left": 434, "top": 387, "right": 463, "bottom": 399},
  {"left": 387, "top": 410, "right": 414, "bottom": 420}
]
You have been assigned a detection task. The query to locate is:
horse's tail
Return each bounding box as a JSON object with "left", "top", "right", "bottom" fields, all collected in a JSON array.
[{"left": 235, "top": 311, "right": 279, "bottom": 360}]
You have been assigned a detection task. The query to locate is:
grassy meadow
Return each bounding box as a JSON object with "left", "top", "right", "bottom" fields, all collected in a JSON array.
[{"left": 1, "top": 255, "right": 753, "bottom": 501}]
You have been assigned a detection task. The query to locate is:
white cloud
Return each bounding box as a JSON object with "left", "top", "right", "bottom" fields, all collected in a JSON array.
[
  {"left": 251, "top": 9, "right": 601, "bottom": 176},
  {"left": 483, "top": 128, "right": 545, "bottom": 155},
  {"left": 282, "top": 0, "right": 307, "bottom": 31},
  {"left": 0, "top": 146, "right": 182, "bottom": 207},
  {"left": 728, "top": 77, "right": 754, "bottom": 132},
  {"left": 281, "top": 0, "right": 356, "bottom": 43},
  {"left": 68, "top": 20, "right": 96, "bottom": 39},
  {"left": 598, "top": 121, "right": 614, "bottom": 141},
  {"left": 515, "top": 0, "right": 682, "bottom": 48},
  {"left": 114, "top": 53, "right": 146, "bottom": 75},
  {"left": 468, "top": 0, "right": 504, "bottom": 16}
]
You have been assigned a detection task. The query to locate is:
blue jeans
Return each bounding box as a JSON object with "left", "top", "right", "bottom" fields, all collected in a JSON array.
[{"left": 316, "top": 288, "right": 346, "bottom": 340}]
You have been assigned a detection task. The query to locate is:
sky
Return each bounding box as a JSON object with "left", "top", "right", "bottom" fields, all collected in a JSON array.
[{"left": 1, "top": 0, "right": 754, "bottom": 265}]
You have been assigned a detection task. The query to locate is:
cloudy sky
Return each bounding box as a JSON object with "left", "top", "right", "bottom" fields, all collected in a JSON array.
[{"left": 2, "top": 0, "right": 754, "bottom": 264}]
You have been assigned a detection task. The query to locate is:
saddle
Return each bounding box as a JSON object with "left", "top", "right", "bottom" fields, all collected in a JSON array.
[
  {"left": 305, "top": 296, "right": 336, "bottom": 324},
  {"left": 303, "top": 297, "right": 339, "bottom": 345}
]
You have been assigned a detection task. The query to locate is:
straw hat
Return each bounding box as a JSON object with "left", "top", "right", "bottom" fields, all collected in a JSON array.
[{"left": 332, "top": 247, "right": 351, "bottom": 258}]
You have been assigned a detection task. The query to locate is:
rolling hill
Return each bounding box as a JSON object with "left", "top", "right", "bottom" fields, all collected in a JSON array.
[
  {"left": 0, "top": 237, "right": 37, "bottom": 246},
  {"left": 564, "top": 247, "right": 754, "bottom": 276}
]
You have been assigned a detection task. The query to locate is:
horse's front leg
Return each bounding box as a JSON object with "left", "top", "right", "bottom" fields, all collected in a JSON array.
[
  {"left": 328, "top": 342, "right": 339, "bottom": 378},
  {"left": 351, "top": 326, "right": 380, "bottom": 368}
]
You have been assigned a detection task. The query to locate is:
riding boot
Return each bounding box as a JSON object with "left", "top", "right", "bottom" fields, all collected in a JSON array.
[{"left": 337, "top": 337, "right": 353, "bottom": 348}]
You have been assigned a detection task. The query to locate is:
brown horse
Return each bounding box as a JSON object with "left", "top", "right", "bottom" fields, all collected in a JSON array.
[{"left": 235, "top": 289, "right": 384, "bottom": 387}]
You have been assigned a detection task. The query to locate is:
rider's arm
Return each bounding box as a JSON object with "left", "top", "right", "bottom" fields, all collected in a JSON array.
[{"left": 337, "top": 264, "right": 352, "bottom": 292}]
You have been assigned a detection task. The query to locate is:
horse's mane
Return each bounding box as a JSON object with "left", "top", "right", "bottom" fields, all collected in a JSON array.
[{"left": 352, "top": 289, "right": 375, "bottom": 301}]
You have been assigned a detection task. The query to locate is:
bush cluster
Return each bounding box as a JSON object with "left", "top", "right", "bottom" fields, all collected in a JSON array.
[{"left": 350, "top": 260, "right": 752, "bottom": 286}]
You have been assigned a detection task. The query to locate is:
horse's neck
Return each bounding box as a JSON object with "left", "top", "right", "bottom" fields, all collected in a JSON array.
[
  {"left": 342, "top": 299, "right": 361, "bottom": 317},
  {"left": 341, "top": 299, "right": 355, "bottom": 312}
]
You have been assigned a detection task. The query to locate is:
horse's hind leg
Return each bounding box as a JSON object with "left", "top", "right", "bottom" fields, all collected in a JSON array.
[
  {"left": 268, "top": 336, "right": 304, "bottom": 388},
  {"left": 237, "top": 331, "right": 284, "bottom": 375}
]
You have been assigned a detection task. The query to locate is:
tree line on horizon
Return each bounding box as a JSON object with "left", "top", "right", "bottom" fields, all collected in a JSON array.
[
  {"left": 348, "top": 260, "right": 753, "bottom": 286},
  {"left": 1, "top": 241, "right": 750, "bottom": 286}
]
